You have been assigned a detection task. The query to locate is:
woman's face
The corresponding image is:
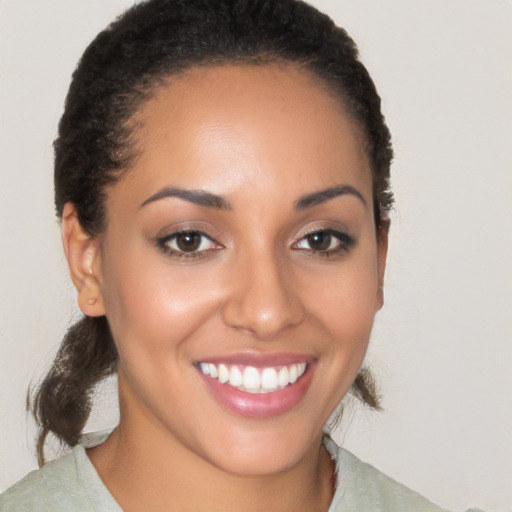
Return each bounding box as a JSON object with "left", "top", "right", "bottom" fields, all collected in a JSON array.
[{"left": 95, "top": 64, "right": 387, "bottom": 476}]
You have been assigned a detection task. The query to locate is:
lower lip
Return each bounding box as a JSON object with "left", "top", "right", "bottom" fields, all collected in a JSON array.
[{"left": 197, "top": 364, "right": 315, "bottom": 418}]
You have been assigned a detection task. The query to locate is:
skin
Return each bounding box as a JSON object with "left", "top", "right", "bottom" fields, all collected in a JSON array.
[{"left": 62, "top": 64, "right": 387, "bottom": 511}]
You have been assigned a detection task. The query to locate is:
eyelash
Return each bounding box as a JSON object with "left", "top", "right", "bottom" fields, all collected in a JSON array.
[
  {"left": 292, "top": 228, "right": 355, "bottom": 258},
  {"left": 156, "top": 228, "right": 354, "bottom": 260},
  {"left": 157, "top": 230, "right": 221, "bottom": 259}
]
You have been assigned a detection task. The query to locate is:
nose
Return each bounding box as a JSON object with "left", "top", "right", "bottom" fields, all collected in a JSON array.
[{"left": 221, "top": 251, "right": 305, "bottom": 340}]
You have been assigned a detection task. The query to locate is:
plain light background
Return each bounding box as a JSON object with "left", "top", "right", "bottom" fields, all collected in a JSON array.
[{"left": 0, "top": 0, "right": 510, "bottom": 510}]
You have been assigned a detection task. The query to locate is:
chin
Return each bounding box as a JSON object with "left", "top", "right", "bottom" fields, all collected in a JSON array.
[{"left": 194, "top": 418, "right": 324, "bottom": 477}]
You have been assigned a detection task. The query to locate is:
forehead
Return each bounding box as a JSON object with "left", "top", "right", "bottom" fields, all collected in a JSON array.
[{"left": 115, "top": 64, "right": 372, "bottom": 207}]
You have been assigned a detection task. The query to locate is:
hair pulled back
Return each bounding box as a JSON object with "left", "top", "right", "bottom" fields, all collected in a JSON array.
[{"left": 32, "top": 0, "right": 393, "bottom": 465}]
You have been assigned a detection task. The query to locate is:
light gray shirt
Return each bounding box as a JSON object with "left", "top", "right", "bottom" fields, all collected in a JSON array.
[{"left": 0, "top": 432, "right": 481, "bottom": 511}]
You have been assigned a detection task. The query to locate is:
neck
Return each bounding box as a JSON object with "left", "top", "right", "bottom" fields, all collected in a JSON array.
[{"left": 88, "top": 405, "right": 335, "bottom": 512}]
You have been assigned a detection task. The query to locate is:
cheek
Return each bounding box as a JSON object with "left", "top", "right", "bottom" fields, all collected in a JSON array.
[
  {"left": 301, "top": 245, "right": 380, "bottom": 394},
  {"left": 305, "top": 252, "right": 379, "bottom": 335},
  {"left": 100, "top": 243, "right": 223, "bottom": 358}
]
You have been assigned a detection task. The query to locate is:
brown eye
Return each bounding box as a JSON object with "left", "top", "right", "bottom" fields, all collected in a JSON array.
[
  {"left": 175, "top": 232, "right": 202, "bottom": 252},
  {"left": 294, "top": 229, "right": 355, "bottom": 256},
  {"left": 305, "top": 232, "right": 332, "bottom": 252},
  {"left": 157, "top": 230, "right": 219, "bottom": 257}
]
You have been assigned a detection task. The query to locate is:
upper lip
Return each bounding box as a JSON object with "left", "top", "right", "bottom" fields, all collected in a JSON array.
[{"left": 194, "top": 352, "right": 316, "bottom": 367}]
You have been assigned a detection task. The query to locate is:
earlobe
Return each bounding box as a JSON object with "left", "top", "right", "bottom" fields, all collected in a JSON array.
[{"left": 61, "top": 203, "right": 105, "bottom": 317}]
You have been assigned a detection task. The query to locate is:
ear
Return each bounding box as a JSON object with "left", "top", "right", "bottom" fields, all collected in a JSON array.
[
  {"left": 61, "top": 203, "right": 105, "bottom": 317},
  {"left": 375, "top": 219, "right": 390, "bottom": 311}
]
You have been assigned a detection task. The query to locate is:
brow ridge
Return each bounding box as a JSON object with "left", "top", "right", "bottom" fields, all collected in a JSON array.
[
  {"left": 294, "top": 184, "right": 366, "bottom": 210},
  {"left": 140, "top": 187, "right": 231, "bottom": 210}
]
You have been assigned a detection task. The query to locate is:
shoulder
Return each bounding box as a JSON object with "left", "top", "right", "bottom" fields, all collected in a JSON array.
[
  {"left": 0, "top": 448, "right": 93, "bottom": 512},
  {"left": 324, "top": 436, "right": 450, "bottom": 512}
]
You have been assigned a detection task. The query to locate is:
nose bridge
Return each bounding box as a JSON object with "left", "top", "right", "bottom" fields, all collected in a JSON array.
[{"left": 221, "top": 243, "right": 305, "bottom": 339}]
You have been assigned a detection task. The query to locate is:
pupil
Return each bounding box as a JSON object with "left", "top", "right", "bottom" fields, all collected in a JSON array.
[
  {"left": 307, "top": 232, "right": 331, "bottom": 251},
  {"left": 176, "top": 232, "right": 201, "bottom": 252}
]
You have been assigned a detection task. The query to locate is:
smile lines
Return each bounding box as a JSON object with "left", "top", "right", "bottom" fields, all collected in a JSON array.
[{"left": 197, "top": 362, "right": 308, "bottom": 393}]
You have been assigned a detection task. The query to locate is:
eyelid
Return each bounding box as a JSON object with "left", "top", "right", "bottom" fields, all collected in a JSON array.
[
  {"left": 156, "top": 227, "right": 224, "bottom": 259},
  {"left": 163, "top": 231, "right": 218, "bottom": 249},
  {"left": 292, "top": 221, "right": 353, "bottom": 241},
  {"left": 154, "top": 219, "right": 218, "bottom": 238},
  {"left": 291, "top": 226, "right": 355, "bottom": 256}
]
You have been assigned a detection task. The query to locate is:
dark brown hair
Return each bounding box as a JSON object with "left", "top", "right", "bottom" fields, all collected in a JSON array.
[{"left": 31, "top": 0, "right": 392, "bottom": 465}]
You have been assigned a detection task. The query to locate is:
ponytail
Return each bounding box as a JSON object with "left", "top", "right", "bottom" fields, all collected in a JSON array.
[
  {"left": 29, "top": 316, "right": 117, "bottom": 466},
  {"left": 351, "top": 367, "right": 381, "bottom": 410}
]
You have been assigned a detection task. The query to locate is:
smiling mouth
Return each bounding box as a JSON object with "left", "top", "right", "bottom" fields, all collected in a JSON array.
[{"left": 196, "top": 362, "right": 308, "bottom": 394}]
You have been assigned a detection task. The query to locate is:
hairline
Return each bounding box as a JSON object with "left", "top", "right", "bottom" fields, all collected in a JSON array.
[{"left": 88, "top": 58, "right": 375, "bottom": 235}]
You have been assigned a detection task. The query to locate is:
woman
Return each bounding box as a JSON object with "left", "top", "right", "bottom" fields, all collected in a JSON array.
[{"left": 0, "top": 0, "right": 485, "bottom": 510}]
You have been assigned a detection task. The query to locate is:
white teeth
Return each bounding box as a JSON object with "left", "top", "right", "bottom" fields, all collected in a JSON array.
[
  {"left": 218, "top": 364, "right": 229, "bottom": 383},
  {"left": 200, "top": 362, "right": 210, "bottom": 376},
  {"left": 261, "top": 368, "right": 278, "bottom": 391},
  {"left": 208, "top": 363, "right": 218, "bottom": 379},
  {"left": 278, "top": 366, "right": 289, "bottom": 387},
  {"left": 289, "top": 364, "right": 298, "bottom": 384},
  {"left": 198, "top": 361, "right": 308, "bottom": 394},
  {"left": 243, "top": 366, "right": 260, "bottom": 391},
  {"left": 229, "top": 366, "right": 243, "bottom": 387}
]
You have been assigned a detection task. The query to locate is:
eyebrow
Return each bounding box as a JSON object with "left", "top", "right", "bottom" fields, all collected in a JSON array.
[
  {"left": 294, "top": 184, "right": 366, "bottom": 210},
  {"left": 140, "top": 187, "right": 231, "bottom": 210},
  {"left": 140, "top": 183, "right": 365, "bottom": 211}
]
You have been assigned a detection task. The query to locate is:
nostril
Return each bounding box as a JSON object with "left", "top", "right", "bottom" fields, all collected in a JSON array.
[{"left": 221, "top": 291, "right": 305, "bottom": 340}]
